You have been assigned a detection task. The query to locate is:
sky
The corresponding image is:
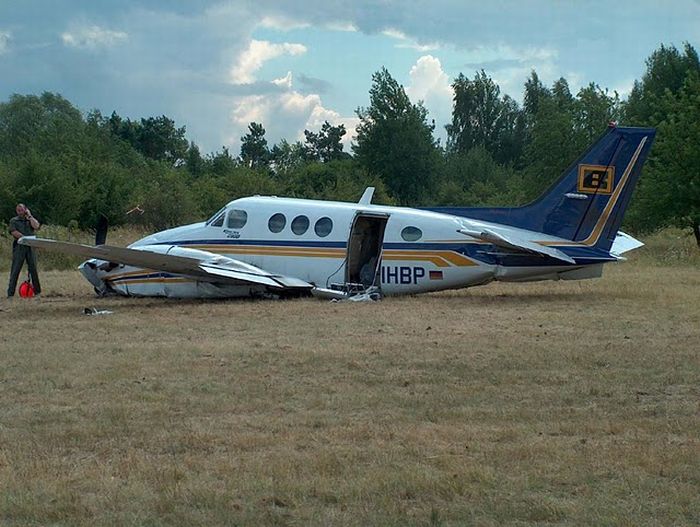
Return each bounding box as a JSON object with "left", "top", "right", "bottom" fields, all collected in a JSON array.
[{"left": 1, "top": 0, "right": 699, "bottom": 153}]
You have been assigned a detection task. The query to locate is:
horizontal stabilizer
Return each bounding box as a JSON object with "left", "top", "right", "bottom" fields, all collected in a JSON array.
[
  {"left": 457, "top": 228, "right": 576, "bottom": 264},
  {"left": 610, "top": 231, "right": 644, "bottom": 257}
]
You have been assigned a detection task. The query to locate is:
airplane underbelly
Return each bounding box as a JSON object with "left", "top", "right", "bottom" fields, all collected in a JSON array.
[
  {"left": 112, "top": 279, "right": 263, "bottom": 299},
  {"left": 97, "top": 266, "right": 262, "bottom": 299}
]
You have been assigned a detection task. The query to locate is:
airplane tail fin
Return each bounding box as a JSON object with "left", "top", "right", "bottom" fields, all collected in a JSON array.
[{"left": 427, "top": 125, "right": 656, "bottom": 252}]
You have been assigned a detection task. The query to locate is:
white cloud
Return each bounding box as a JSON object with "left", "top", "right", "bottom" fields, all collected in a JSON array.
[
  {"left": 0, "top": 31, "right": 10, "bottom": 54},
  {"left": 272, "top": 71, "right": 293, "bottom": 89},
  {"left": 398, "top": 42, "right": 440, "bottom": 52},
  {"left": 231, "top": 95, "right": 268, "bottom": 126},
  {"left": 462, "top": 44, "right": 557, "bottom": 67},
  {"left": 305, "top": 104, "right": 360, "bottom": 150},
  {"left": 382, "top": 28, "right": 407, "bottom": 40},
  {"left": 565, "top": 71, "right": 584, "bottom": 94},
  {"left": 229, "top": 39, "right": 307, "bottom": 84},
  {"left": 459, "top": 45, "right": 561, "bottom": 101},
  {"left": 382, "top": 28, "right": 439, "bottom": 52},
  {"left": 61, "top": 25, "right": 127, "bottom": 49},
  {"left": 229, "top": 88, "right": 358, "bottom": 151},
  {"left": 609, "top": 78, "right": 635, "bottom": 98},
  {"left": 259, "top": 15, "right": 310, "bottom": 31},
  {"left": 324, "top": 21, "right": 358, "bottom": 32},
  {"left": 406, "top": 55, "right": 453, "bottom": 104},
  {"left": 405, "top": 55, "right": 454, "bottom": 137}
]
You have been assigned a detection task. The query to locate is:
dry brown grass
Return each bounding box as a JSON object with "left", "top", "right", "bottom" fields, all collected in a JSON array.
[{"left": 0, "top": 234, "right": 698, "bottom": 526}]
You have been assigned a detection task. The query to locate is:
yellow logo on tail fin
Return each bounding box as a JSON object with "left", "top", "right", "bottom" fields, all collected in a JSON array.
[{"left": 577, "top": 165, "right": 614, "bottom": 194}]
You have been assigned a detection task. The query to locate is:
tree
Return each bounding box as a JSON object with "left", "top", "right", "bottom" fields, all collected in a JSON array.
[
  {"left": 628, "top": 73, "right": 700, "bottom": 244},
  {"left": 446, "top": 70, "right": 525, "bottom": 166},
  {"left": 0, "top": 92, "right": 84, "bottom": 160},
  {"left": 209, "top": 147, "right": 237, "bottom": 177},
  {"left": 521, "top": 78, "right": 578, "bottom": 198},
  {"left": 523, "top": 71, "right": 550, "bottom": 126},
  {"left": 354, "top": 67, "right": 440, "bottom": 204},
  {"left": 624, "top": 43, "right": 700, "bottom": 125},
  {"left": 303, "top": 121, "right": 348, "bottom": 162},
  {"left": 282, "top": 158, "right": 393, "bottom": 203},
  {"left": 240, "top": 122, "right": 270, "bottom": 169},
  {"left": 437, "top": 146, "right": 525, "bottom": 207},
  {"left": 270, "top": 139, "right": 306, "bottom": 176},
  {"left": 185, "top": 141, "right": 206, "bottom": 177},
  {"left": 622, "top": 43, "right": 700, "bottom": 244},
  {"left": 105, "top": 112, "right": 188, "bottom": 165},
  {"left": 136, "top": 116, "right": 188, "bottom": 164},
  {"left": 574, "top": 83, "right": 621, "bottom": 144}
]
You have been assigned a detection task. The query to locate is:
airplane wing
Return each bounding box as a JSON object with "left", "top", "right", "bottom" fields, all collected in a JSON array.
[
  {"left": 457, "top": 227, "right": 577, "bottom": 264},
  {"left": 18, "top": 236, "right": 313, "bottom": 291}
]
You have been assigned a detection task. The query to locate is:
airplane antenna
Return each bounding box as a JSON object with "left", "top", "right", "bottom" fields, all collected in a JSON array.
[{"left": 358, "top": 187, "right": 375, "bottom": 205}]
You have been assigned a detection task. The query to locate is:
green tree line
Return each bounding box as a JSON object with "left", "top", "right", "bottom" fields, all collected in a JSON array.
[{"left": 1, "top": 43, "right": 698, "bottom": 245}]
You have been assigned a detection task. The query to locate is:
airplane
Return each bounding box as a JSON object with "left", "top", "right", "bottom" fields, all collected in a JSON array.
[{"left": 20, "top": 125, "right": 655, "bottom": 301}]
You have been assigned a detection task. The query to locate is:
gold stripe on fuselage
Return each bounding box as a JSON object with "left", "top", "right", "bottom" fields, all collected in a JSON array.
[{"left": 191, "top": 244, "right": 476, "bottom": 267}]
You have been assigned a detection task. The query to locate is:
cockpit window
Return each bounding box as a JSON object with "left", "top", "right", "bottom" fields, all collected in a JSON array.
[
  {"left": 401, "top": 226, "right": 423, "bottom": 241},
  {"left": 210, "top": 212, "right": 225, "bottom": 227},
  {"left": 314, "top": 217, "right": 333, "bottom": 237},
  {"left": 227, "top": 209, "right": 248, "bottom": 229},
  {"left": 291, "top": 215, "right": 310, "bottom": 235},
  {"left": 206, "top": 206, "right": 226, "bottom": 226},
  {"left": 268, "top": 213, "right": 286, "bottom": 233}
]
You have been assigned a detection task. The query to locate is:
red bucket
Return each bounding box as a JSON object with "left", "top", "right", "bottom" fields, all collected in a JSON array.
[{"left": 19, "top": 280, "right": 35, "bottom": 298}]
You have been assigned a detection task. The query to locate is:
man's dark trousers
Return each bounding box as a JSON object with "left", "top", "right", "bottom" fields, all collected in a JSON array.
[{"left": 7, "top": 244, "right": 41, "bottom": 296}]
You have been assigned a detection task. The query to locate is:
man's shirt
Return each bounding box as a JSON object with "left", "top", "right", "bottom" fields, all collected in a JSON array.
[{"left": 9, "top": 216, "right": 36, "bottom": 247}]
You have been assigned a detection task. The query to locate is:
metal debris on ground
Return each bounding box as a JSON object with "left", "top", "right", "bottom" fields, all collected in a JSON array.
[
  {"left": 83, "top": 307, "right": 114, "bottom": 316},
  {"left": 330, "top": 286, "right": 382, "bottom": 303}
]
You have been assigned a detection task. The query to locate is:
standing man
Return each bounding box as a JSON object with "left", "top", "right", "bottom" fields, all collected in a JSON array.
[{"left": 7, "top": 203, "right": 42, "bottom": 297}]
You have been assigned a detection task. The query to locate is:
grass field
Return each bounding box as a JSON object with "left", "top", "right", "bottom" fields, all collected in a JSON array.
[{"left": 0, "top": 230, "right": 698, "bottom": 526}]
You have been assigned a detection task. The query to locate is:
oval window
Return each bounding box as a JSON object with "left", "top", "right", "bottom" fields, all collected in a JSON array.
[
  {"left": 314, "top": 217, "right": 333, "bottom": 237},
  {"left": 268, "top": 213, "right": 286, "bottom": 233},
  {"left": 401, "top": 226, "right": 423, "bottom": 241},
  {"left": 291, "top": 215, "right": 309, "bottom": 235},
  {"left": 227, "top": 209, "right": 247, "bottom": 229}
]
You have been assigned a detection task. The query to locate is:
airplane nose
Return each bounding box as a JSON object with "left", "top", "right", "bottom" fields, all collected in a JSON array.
[{"left": 79, "top": 261, "right": 108, "bottom": 293}]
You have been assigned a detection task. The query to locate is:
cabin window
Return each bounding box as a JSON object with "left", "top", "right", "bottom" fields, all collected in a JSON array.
[
  {"left": 401, "top": 226, "right": 422, "bottom": 241},
  {"left": 227, "top": 209, "right": 248, "bottom": 229},
  {"left": 268, "top": 213, "right": 286, "bottom": 233},
  {"left": 314, "top": 217, "right": 333, "bottom": 237},
  {"left": 291, "top": 215, "right": 310, "bottom": 235}
]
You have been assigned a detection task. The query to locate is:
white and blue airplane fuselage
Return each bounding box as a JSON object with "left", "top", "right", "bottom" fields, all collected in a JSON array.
[{"left": 21, "top": 125, "right": 655, "bottom": 300}]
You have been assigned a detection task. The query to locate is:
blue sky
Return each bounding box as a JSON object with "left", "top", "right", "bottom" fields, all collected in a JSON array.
[{"left": 1, "top": 1, "right": 699, "bottom": 153}]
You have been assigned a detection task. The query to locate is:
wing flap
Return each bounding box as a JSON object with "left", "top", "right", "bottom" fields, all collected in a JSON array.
[{"left": 198, "top": 264, "right": 285, "bottom": 289}]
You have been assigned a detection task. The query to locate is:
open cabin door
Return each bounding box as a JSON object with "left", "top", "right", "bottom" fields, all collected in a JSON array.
[{"left": 345, "top": 211, "right": 389, "bottom": 291}]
